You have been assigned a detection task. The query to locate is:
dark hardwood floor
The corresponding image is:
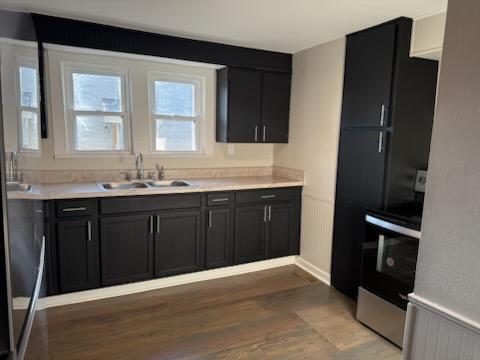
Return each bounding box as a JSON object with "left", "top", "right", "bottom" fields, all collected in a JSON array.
[{"left": 26, "top": 266, "right": 401, "bottom": 359}]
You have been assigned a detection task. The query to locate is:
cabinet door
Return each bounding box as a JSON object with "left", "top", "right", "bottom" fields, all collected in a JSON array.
[
  {"left": 332, "top": 129, "right": 387, "bottom": 299},
  {"left": 228, "top": 68, "right": 262, "bottom": 142},
  {"left": 341, "top": 24, "right": 396, "bottom": 128},
  {"left": 100, "top": 215, "right": 153, "bottom": 286},
  {"left": 206, "top": 207, "right": 233, "bottom": 269},
  {"left": 57, "top": 219, "right": 99, "bottom": 293},
  {"left": 261, "top": 72, "right": 291, "bottom": 143},
  {"left": 266, "top": 202, "right": 296, "bottom": 259},
  {"left": 234, "top": 205, "right": 266, "bottom": 264},
  {"left": 154, "top": 210, "right": 202, "bottom": 277}
]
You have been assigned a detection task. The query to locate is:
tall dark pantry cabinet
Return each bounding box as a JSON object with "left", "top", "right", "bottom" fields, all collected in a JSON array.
[{"left": 332, "top": 18, "right": 439, "bottom": 299}]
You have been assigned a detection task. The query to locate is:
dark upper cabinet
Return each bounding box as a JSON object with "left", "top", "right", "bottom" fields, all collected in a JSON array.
[
  {"left": 217, "top": 67, "right": 291, "bottom": 143},
  {"left": 266, "top": 202, "right": 296, "bottom": 259},
  {"left": 341, "top": 24, "right": 396, "bottom": 128},
  {"left": 100, "top": 214, "right": 154, "bottom": 286},
  {"left": 332, "top": 18, "right": 438, "bottom": 299},
  {"left": 56, "top": 219, "right": 99, "bottom": 293},
  {"left": 206, "top": 207, "right": 233, "bottom": 269},
  {"left": 261, "top": 72, "right": 291, "bottom": 143},
  {"left": 234, "top": 205, "right": 266, "bottom": 264},
  {"left": 154, "top": 210, "right": 202, "bottom": 278}
]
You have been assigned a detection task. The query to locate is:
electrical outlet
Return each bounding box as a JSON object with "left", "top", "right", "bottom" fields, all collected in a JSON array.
[
  {"left": 415, "top": 170, "right": 427, "bottom": 193},
  {"left": 227, "top": 144, "right": 235, "bottom": 155}
]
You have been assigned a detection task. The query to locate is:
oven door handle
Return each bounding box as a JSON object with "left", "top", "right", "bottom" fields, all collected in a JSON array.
[{"left": 366, "top": 215, "right": 421, "bottom": 239}]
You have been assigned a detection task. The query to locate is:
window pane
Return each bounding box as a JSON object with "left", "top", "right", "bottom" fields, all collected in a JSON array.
[
  {"left": 154, "top": 81, "right": 194, "bottom": 116},
  {"left": 73, "top": 73, "right": 122, "bottom": 112},
  {"left": 74, "top": 115, "right": 125, "bottom": 151},
  {"left": 20, "top": 110, "right": 39, "bottom": 151},
  {"left": 19, "top": 67, "right": 37, "bottom": 108},
  {"left": 156, "top": 119, "right": 196, "bottom": 151}
]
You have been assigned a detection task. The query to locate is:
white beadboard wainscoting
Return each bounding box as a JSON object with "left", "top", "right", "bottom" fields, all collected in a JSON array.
[
  {"left": 403, "top": 294, "right": 480, "bottom": 360},
  {"left": 298, "top": 192, "right": 334, "bottom": 285}
]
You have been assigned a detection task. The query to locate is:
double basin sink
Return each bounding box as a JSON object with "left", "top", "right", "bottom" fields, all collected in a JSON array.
[{"left": 98, "top": 180, "right": 194, "bottom": 191}]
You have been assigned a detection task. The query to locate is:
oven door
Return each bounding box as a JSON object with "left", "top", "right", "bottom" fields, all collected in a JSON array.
[{"left": 361, "top": 215, "right": 420, "bottom": 309}]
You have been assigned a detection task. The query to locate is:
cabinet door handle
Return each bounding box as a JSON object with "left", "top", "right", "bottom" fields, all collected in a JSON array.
[
  {"left": 254, "top": 126, "right": 258, "bottom": 142},
  {"left": 380, "top": 104, "right": 386, "bottom": 126},
  {"left": 149, "top": 216, "right": 154, "bottom": 235},
  {"left": 268, "top": 205, "right": 272, "bottom": 222},
  {"left": 263, "top": 205, "right": 267, "bottom": 222},
  {"left": 262, "top": 126, "right": 266, "bottom": 142},
  {"left": 261, "top": 195, "right": 276, "bottom": 199},
  {"left": 62, "top": 207, "right": 86, "bottom": 212},
  {"left": 378, "top": 132, "right": 384, "bottom": 153},
  {"left": 87, "top": 221, "right": 92, "bottom": 242},
  {"left": 212, "top": 198, "right": 229, "bottom": 202},
  {"left": 208, "top": 210, "right": 212, "bottom": 228},
  {"left": 156, "top": 215, "right": 160, "bottom": 234}
]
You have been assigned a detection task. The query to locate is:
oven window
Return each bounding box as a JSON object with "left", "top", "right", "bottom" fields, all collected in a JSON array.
[{"left": 376, "top": 234, "right": 418, "bottom": 287}]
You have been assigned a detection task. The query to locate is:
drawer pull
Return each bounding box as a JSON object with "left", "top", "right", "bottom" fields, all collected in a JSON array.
[
  {"left": 261, "top": 195, "right": 276, "bottom": 199},
  {"left": 212, "top": 198, "right": 229, "bottom": 202},
  {"left": 62, "top": 207, "right": 87, "bottom": 212}
]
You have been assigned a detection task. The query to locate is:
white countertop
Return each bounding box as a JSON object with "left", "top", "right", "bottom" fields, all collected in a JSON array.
[{"left": 7, "top": 176, "right": 304, "bottom": 200}]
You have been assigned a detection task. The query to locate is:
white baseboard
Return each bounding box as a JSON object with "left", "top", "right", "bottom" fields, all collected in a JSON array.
[
  {"left": 38, "top": 256, "right": 296, "bottom": 310},
  {"left": 403, "top": 293, "right": 480, "bottom": 360},
  {"left": 294, "top": 256, "right": 331, "bottom": 286}
]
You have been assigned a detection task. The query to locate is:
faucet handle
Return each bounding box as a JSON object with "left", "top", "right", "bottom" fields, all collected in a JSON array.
[{"left": 120, "top": 171, "right": 132, "bottom": 181}]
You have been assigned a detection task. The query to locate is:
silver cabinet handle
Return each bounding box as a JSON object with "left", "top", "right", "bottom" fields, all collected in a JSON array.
[
  {"left": 268, "top": 205, "right": 272, "bottom": 222},
  {"left": 149, "top": 216, "right": 154, "bottom": 235},
  {"left": 262, "top": 126, "right": 266, "bottom": 142},
  {"left": 380, "top": 104, "right": 387, "bottom": 126},
  {"left": 156, "top": 215, "right": 160, "bottom": 234},
  {"left": 87, "top": 221, "right": 92, "bottom": 242},
  {"left": 254, "top": 126, "right": 258, "bottom": 142},
  {"left": 208, "top": 210, "right": 212, "bottom": 228},
  {"left": 263, "top": 205, "right": 267, "bottom": 222},
  {"left": 378, "top": 132, "right": 384, "bottom": 153},
  {"left": 261, "top": 195, "right": 276, "bottom": 199},
  {"left": 62, "top": 207, "right": 87, "bottom": 212},
  {"left": 212, "top": 198, "right": 229, "bottom": 202}
]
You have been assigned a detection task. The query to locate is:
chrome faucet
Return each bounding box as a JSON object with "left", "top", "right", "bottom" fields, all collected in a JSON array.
[
  {"left": 7, "top": 152, "right": 17, "bottom": 183},
  {"left": 156, "top": 164, "right": 165, "bottom": 180},
  {"left": 135, "top": 153, "right": 144, "bottom": 180}
]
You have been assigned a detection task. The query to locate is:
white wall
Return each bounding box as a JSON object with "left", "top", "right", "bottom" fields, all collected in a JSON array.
[
  {"left": 411, "top": 12, "right": 447, "bottom": 60},
  {"left": 413, "top": 0, "right": 480, "bottom": 323},
  {"left": 17, "top": 46, "right": 274, "bottom": 171},
  {"left": 274, "top": 38, "right": 345, "bottom": 278}
]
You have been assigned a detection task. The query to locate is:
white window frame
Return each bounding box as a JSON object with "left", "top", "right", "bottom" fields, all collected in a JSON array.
[
  {"left": 16, "top": 57, "right": 40, "bottom": 154},
  {"left": 148, "top": 71, "right": 205, "bottom": 155},
  {"left": 62, "top": 62, "right": 132, "bottom": 155}
]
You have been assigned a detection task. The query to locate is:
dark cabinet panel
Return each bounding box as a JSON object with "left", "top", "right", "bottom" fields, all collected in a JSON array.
[
  {"left": 266, "top": 203, "right": 295, "bottom": 259},
  {"left": 341, "top": 24, "right": 396, "bottom": 128},
  {"left": 234, "top": 205, "right": 266, "bottom": 264},
  {"left": 261, "top": 72, "right": 291, "bottom": 143},
  {"left": 100, "top": 215, "right": 153, "bottom": 286},
  {"left": 56, "top": 219, "right": 99, "bottom": 293},
  {"left": 332, "top": 129, "right": 387, "bottom": 298},
  {"left": 154, "top": 210, "right": 202, "bottom": 277},
  {"left": 206, "top": 207, "right": 233, "bottom": 269}
]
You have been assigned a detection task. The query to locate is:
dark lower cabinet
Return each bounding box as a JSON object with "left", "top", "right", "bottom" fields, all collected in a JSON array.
[
  {"left": 56, "top": 219, "right": 99, "bottom": 293},
  {"left": 266, "top": 203, "right": 296, "bottom": 259},
  {"left": 206, "top": 207, "right": 233, "bottom": 269},
  {"left": 100, "top": 214, "right": 153, "bottom": 286},
  {"left": 234, "top": 205, "right": 266, "bottom": 264},
  {"left": 154, "top": 210, "right": 202, "bottom": 277}
]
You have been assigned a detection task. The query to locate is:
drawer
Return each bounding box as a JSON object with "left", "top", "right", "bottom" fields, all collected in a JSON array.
[
  {"left": 235, "top": 187, "right": 301, "bottom": 205},
  {"left": 56, "top": 200, "right": 97, "bottom": 218},
  {"left": 207, "top": 192, "right": 232, "bottom": 206},
  {"left": 100, "top": 193, "right": 202, "bottom": 215}
]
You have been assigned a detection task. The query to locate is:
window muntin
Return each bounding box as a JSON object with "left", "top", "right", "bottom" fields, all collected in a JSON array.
[
  {"left": 150, "top": 75, "right": 202, "bottom": 153},
  {"left": 64, "top": 65, "right": 130, "bottom": 153},
  {"left": 18, "top": 65, "right": 39, "bottom": 152}
]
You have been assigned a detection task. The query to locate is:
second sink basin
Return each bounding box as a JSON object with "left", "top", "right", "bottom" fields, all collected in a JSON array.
[
  {"left": 100, "top": 182, "right": 149, "bottom": 190},
  {"left": 146, "top": 180, "right": 191, "bottom": 188}
]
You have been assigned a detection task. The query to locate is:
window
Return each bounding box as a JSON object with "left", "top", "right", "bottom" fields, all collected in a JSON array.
[
  {"left": 149, "top": 73, "right": 203, "bottom": 153},
  {"left": 63, "top": 64, "right": 130, "bottom": 153},
  {"left": 17, "top": 65, "right": 39, "bottom": 152}
]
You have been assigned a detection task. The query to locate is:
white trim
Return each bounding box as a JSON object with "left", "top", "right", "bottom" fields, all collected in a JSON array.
[
  {"left": 294, "top": 256, "right": 331, "bottom": 286},
  {"left": 412, "top": 10, "right": 448, "bottom": 21},
  {"left": 408, "top": 293, "right": 480, "bottom": 336},
  {"left": 38, "top": 256, "right": 296, "bottom": 310},
  {"left": 44, "top": 43, "right": 223, "bottom": 70},
  {"left": 0, "top": 37, "right": 37, "bottom": 48}
]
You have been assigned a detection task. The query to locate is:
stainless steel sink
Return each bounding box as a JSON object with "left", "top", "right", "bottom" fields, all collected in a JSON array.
[
  {"left": 99, "top": 182, "right": 149, "bottom": 190},
  {"left": 6, "top": 182, "right": 32, "bottom": 192},
  {"left": 146, "top": 180, "right": 192, "bottom": 188}
]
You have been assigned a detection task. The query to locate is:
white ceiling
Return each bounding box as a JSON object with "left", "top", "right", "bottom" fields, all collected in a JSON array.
[{"left": 0, "top": 0, "right": 448, "bottom": 53}]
